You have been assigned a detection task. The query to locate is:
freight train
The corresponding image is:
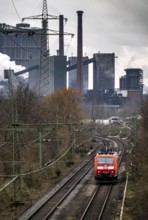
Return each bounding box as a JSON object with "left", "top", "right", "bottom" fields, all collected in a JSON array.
[{"left": 94, "top": 151, "right": 118, "bottom": 182}]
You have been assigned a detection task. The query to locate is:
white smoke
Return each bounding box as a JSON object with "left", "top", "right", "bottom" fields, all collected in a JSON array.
[
  {"left": 0, "top": 52, "right": 28, "bottom": 80},
  {"left": 127, "top": 56, "right": 136, "bottom": 68}
]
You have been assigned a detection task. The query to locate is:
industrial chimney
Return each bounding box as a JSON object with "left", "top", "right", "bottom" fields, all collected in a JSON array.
[
  {"left": 59, "top": 15, "right": 64, "bottom": 56},
  {"left": 77, "top": 11, "right": 84, "bottom": 94}
]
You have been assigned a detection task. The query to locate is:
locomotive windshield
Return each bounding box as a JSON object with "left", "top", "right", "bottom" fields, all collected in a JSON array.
[{"left": 98, "top": 157, "right": 114, "bottom": 164}]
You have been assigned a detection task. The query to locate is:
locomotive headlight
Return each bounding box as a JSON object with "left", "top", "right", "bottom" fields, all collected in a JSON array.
[
  {"left": 108, "top": 166, "right": 114, "bottom": 170},
  {"left": 97, "top": 166, "right": 104, "bottom": 169}
]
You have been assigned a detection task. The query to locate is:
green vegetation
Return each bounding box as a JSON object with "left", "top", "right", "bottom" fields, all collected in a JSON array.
[
  {"left": 123, "top": 98, "right": 148, "bottom": 219},
  {"left": 0, "top": 86, "right": 92, "bottom": 219}
]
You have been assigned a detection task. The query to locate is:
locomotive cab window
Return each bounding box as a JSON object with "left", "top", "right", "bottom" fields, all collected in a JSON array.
[{"left": 98, "top": 158, "right": 114, "bottom": 164}]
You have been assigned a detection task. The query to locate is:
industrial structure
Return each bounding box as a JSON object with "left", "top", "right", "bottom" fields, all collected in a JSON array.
[
  {"left": 93, "top": 52, "right": 115, "bottom": 104},
  {"left": 119, "top": 68, "right": 143, "bottom": 108},
  {"left": 0, "top": 0, "right": 144, "bottom": 115},
  {"left": 93, "top": 53, "right": 115, "bottom": 91},
  {"left": 0, "top": 0, "right": 73, "bottom": 96},
  {"left": 68, "top": 56, "right": 89, "bottom": 92},
  {"left": 0, "top": 23, "right": 41, "bottom": 68},
  {"left": 76, "top": 10, "right": 83, "bottom": 94},
  {"left": 120, "top": 68, "right": 143, "bottom": 91}
]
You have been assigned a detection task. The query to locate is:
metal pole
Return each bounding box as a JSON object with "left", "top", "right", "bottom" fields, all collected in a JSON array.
[
  {"left": 39, "top": 131, "right": 42, "bottom": 168},
  {"left": 12, "top": 129, "right": 16, "bottom": 201},
  {"left": 77, "top": 10, "right": 84, "bottom": 94},
  {"left": 59, "top": 15, "right": 64, "bottom": 56}
]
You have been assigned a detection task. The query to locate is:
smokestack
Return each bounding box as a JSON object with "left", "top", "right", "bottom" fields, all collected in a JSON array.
[
  {"left": 77, "top": 10, "right": 83, "bottom": 94},
  {"left": 59, "top": 15, "right": 64, "bottom": 56}
]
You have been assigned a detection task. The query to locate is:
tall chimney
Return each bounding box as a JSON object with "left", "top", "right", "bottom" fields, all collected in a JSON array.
[
  {"left": 77, "top": 11, "right": 83, "bottom": 93},
  {"left": 59, "top": 15, "right": 64, "bottom": 56}
]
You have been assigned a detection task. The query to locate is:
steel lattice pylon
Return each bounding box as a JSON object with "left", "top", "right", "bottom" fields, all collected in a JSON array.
[{"left": 22, "top": 0, "right": 59, "bottom": 96}]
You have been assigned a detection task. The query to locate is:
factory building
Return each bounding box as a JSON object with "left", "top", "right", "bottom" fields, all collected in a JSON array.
[
  {"left": 0, "top": 23, "right": 41, "bottom": 68},
  {"left": 120, "top": 76, "right": 127, "bottom": 90},
  {"left": 0, "top": 22, "right": 71, "bottom": 96},
  {"left": 93, "top": 52, "right": 115, "bottom": 104},
  {"left": 124, "top": 68, "right": 143, "bottom": 91},
  {"left": 0, "top": 17, "right": 144, "bottom": 111},
  {"left": 0, "top": 8, "right": 86, "bottom": 97},
  {"left": 49, "top": 56, "right": 67, "bottom": 94},
  {"left": 0, "top": 23, "right": 42, "bottom": 94},
  {"left": 119, "top": 68, "right": 143, "bottom": 108},
  {"left": 30, "top": 55, "right": 67, "bottom": 96},
  {"left": 68, "top": 56, "right": 89, "bottom": 92}
]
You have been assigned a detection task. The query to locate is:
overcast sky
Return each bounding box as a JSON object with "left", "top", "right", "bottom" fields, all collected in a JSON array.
[{"left": 0, "top": 0, "right": 148, "bottom": 90}]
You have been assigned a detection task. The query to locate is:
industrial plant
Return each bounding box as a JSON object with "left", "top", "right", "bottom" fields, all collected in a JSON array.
[{"left": 0, "top": 0, "right": 143, "bottom": 115}]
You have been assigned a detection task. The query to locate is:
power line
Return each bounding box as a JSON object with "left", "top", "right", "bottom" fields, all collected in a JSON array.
[{"left": 11, "top": 0, "right": 22, "bottom": 22}]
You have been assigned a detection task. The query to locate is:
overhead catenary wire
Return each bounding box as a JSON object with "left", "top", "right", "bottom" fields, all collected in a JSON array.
[
  {"left": 11, "top": 0, "right": 22, "bottom": 22},
  {"left": 0, "top": 139, "right": 76, "bottom": 177},
  {"left": 0, "top": 122, "right": 83, "bottom": 176},
  {"left": 0, "top": 2, "right": 74, "bottom": 58}
]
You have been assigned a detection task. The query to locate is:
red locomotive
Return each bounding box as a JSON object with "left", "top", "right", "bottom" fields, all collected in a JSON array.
[{"left": 94, "top": 152, "right": 118, "bottom": 182}]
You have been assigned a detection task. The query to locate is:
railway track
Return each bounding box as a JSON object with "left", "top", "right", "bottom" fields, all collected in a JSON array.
[
  {"left": 79, "top": 138, "right": 127, "bottom": 220},
  {"left": 19, "top": 137, "right": 127, "bottom": 220},
  {"left": 49, "top": 137, "right": 127, "bottom": 220},
  {"left": 18, "top": 149, "right": 98, "bottom": 220},
  {"left": 80, "top": 184, "right": 113, "bottom": 220}
]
